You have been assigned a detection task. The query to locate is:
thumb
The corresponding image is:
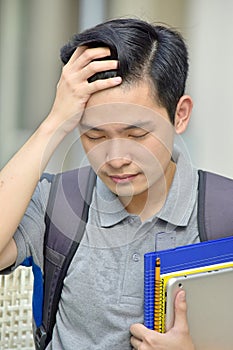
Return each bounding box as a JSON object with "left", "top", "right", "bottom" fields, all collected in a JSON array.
[{"left": 173, "top": 290, "right": 189, "bottom": 332}]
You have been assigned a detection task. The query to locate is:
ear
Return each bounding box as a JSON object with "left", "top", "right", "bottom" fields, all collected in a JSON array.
[{"left": 174, "top": 95, "right": 193, "bottom": 134}]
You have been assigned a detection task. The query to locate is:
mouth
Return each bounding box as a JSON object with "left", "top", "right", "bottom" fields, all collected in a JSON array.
[{"left": 109, "top": 173, "right": 139, "bottom": 184}]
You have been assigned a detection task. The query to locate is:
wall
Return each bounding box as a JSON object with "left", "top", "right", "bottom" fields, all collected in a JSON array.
[
  {"left": 184, "top": 0, "right": 233, "bottom": 177},
  {"left": 1, "top": 0, "right": 233, "bottom": 177}
]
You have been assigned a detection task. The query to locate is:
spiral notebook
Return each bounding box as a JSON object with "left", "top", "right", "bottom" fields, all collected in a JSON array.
[
  {"left": 154, "top": 261, "right": 233, "bottom": 334},
  {"left": 165, "top": 267, "right": 233, "bottom": 350},
  {"left": 144, "top": 235, "right": 233, "bottom": 330}
]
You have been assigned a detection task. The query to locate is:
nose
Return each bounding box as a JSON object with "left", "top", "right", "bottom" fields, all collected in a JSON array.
[
  {"left": 105, "top": 139, "right": 132, "bottom": 169},
  {"left": 106, "top": 156, "right": 132, "bottom": 169}
]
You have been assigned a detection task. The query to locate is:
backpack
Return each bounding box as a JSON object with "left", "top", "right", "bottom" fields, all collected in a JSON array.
[{"left": 33, "top": 167, "right": 233, "bottom": 349}]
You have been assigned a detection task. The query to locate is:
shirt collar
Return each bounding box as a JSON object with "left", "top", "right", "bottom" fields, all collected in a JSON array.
[
  {"left": 156, "top": 140, "right": 198, "bottom": 226},
  {"left": 94, "top": 178, "right": 129, "bottom": 227},
  {"left": 94, "top": 138, "right": 198, "bottom": 228}
]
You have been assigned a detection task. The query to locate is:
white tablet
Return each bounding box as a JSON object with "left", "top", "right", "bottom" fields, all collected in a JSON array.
[{"left": 165, "top": 267, "right": 233, "bottom": 350}]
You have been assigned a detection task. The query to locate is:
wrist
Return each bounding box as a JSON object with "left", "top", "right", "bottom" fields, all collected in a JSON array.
[
  {"left": 31, "top": 116, "right": 68, "bottom": 172},
  {"left": 38, "top": 113, "right": 67, "bottom": 140},
  {"left": 40, "top": 108, "right": 82, "bottom": 139}
]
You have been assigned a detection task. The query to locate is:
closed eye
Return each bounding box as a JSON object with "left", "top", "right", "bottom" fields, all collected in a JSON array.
[
  {"left": 85, "top": 134, "right": 106, "bottom": 141},
  {"left": 128, "top": 132, "right": 149, "bottom": 139},
  {"left": 84, "top": 132, "right": 149, "bottom": 140}
]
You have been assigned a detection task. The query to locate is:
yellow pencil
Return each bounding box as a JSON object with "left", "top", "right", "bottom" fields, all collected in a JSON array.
[{"left": 154, "top": 257, "right": 161, "bottom": 332}]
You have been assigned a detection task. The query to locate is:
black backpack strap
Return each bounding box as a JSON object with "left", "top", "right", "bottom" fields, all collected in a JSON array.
[
  {"left": 34, "top": 166, "right": 96, "bottom": 349},
  {"left": 198, "top": 170, "right": 233, "bottom": 241}
]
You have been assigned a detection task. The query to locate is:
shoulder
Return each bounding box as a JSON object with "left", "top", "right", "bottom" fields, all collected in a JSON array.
[
  {"left": 38, "top": 166, "right": 96, "bottom": 213},
  {"left": 197, "top": 169, "right": 233, "bottom": 241}
]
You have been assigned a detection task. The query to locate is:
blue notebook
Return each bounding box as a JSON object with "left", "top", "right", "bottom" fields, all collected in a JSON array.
[{"left": 144, "top": 236, "right": 233, "bottom": 329}]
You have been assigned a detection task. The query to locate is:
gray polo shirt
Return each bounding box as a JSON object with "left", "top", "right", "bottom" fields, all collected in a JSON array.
[{"left": 12, "top": 144, "right": 200, "bottom": 349}]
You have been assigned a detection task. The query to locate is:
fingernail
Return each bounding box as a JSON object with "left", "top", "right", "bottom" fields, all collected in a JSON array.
[
  {"left": 179, "top": 290, "right": 186, "bottom": 301},
  {"left": 113, "top": 77, "right": 122, "bottom": 83}
]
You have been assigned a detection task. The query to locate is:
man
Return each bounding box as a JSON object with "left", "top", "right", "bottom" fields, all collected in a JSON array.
[{"left": 0, "top": 18, "right": 196, "bottom": 349}]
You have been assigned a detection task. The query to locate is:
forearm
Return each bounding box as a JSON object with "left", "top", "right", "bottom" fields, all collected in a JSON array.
[
  {"left": 0, "top": 117, "right": 66, "bottom": 254},
  {"left": 0, "top": 45, "right": 121, "bottom": 260}
]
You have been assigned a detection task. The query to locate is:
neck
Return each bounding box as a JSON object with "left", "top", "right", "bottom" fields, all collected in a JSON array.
[{"left": 120, "top": 161, "right": 176, "bottom": 222}]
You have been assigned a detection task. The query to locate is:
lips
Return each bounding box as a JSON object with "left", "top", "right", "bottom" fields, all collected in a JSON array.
[{"left": 109, "top": 174, "right": 138, "bottom": 184}]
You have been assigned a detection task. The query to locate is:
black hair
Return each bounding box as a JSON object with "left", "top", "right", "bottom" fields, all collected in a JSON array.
[{"left": 60, "top": 18, "right": 189, "bottom": 123}]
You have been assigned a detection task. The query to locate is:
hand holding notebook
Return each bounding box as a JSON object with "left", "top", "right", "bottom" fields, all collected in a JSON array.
[
  {"left": 144, "top": 236, "right": 233, "bottom": 350},
  {"left": 131, "top": 292, "right": 195, "bottom": 350}
]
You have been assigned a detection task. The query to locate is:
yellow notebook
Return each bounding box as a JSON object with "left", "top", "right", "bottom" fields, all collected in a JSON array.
[{"left": 154, "top": 261, "right": 233, "bottom": 333}]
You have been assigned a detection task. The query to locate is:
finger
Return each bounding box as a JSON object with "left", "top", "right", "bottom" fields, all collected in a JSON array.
[
  {"left": 130, "top": 323, "right": 144, "bottom": 339},
  {"left": 130, "top": 335, "right": 142, "bottom": 349},
  {"left": 130, "top": 323, "right": 153, "bottom": 340},
  {"left": 87, "top": 76, "right": 122, "bottom": 94},
  {"left": 68, "top": 46, "right": 87, "bottom": 64},
  {"left": 81, "top": 59, "right": 119, "bottom": 81},
  {"left": 173, "top": 290, "right": 189, "bottom": 332},
  {"left": 72, "top": 46, "right": 112, "bottom": 70}
]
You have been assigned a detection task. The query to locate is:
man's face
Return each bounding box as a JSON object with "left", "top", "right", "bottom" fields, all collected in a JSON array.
[{"left": 79, "top": 82, "right": 175, "bottom": 199}]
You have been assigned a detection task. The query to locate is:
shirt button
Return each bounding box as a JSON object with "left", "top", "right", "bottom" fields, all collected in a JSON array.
[
  {"left": 128, "top": 217, "right": 134, "bottom": 224},
  {"left": 132, "top": 252, "right": 141, "bottom": 262}
]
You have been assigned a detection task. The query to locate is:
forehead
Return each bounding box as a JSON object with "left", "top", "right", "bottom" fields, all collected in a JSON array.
[
  {"left": 82, "top": 83, "right": 170, "bottom": 128},
  {"left": 81, "top": 102, "right": 169, "bottom": 129}
]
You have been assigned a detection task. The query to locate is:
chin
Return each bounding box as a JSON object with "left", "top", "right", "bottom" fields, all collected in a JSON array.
[{"left": 111, "top": 183, "right": 148, "bottom": 198}]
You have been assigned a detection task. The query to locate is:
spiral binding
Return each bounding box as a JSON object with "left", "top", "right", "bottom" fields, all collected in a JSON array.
[{"left": 154, "top": 278, "right": 164, "bottom": 333}]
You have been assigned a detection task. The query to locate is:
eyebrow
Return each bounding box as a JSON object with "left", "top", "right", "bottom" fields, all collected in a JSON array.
[{"left": 79, "top": 121, "right": 154, "bottom": 132}]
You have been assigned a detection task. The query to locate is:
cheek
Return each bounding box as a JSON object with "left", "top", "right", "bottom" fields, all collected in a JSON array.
[
  {"left": 143, "top": 133, "right": 173, "bottom": 164},
  {"left": 83, "top": 144, "right": 106, "bottom": 172},
  {"left": 136, "top": 137, "right": 174, "bottom": 187},
  {"left": 150, "top": 141, "right": 172, "bottom": 166},
  {"left": 148, "top": 127, "right": 174, "bottom": 170},
  {"left": 80, "top": 141, "right": 101, "bottom": 171}
]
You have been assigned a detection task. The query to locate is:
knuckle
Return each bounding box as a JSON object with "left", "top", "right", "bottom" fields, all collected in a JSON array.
[
  {"left": 88, "top": 74, "right": 120, "bottom": 93},
  {"left": 89, "top": 79, "right": 101, "bottom": 88},
  {"left": 61, "top": 64, "right": 69, "bottom": 74},
  {"left": 83, "top": 49, "right": 93, "bottom": 61},
  {"left": 88, "top": 61, "right": 100, "bottom": 72},
  {"left": 90, "top": 79, "right": 107, "bottom": 91},
  {"left": 58, "top": 71, "right": 79, "bottom": 94},
  {"left": 61, "top": 66, "right": 70, "bottom": 82}
]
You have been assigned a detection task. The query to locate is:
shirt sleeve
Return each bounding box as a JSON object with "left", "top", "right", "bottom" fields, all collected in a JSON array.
[{"left": 2, "top": 177, "right": 51, "bottom": 274}]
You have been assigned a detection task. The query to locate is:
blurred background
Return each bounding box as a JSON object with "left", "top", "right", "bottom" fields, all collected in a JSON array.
[
  {"left": 0, "top": 1, "right": 233, "bottom": 348},
  {"left": 1, "top": 0, "right": 233, "bottom": 177}
]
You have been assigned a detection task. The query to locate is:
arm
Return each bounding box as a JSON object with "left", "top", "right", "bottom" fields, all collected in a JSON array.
[
  {"left": 0, "top": 46, "right": 121, "bottom": 270},
  {"left": 130, "top": 291, "right": 196, "bottom": 350}
]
